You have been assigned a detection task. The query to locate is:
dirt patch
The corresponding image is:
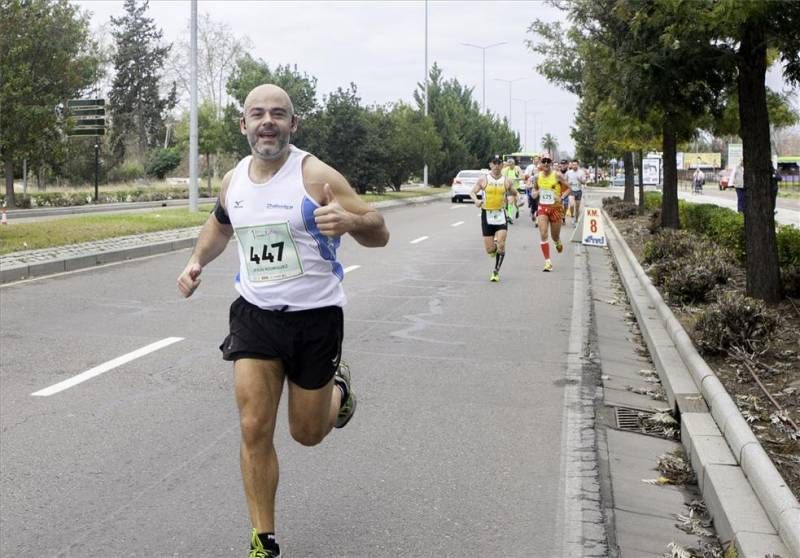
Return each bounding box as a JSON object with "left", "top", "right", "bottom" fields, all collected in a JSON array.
[{"left": 612, "top": 214, "right": 800, "bottom": 499}]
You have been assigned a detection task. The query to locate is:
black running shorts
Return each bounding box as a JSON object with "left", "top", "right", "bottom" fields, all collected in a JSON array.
[
  {"left": 220, "top": 297, "right": 343, "bottom": 390},
  {"left": 480, "top": 209, "right": 508, "bottom": 237}
]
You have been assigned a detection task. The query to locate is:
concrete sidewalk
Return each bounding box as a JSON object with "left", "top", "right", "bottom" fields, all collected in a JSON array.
[{"left": 597, "top": 208, "right": 798, "bottom": 557}]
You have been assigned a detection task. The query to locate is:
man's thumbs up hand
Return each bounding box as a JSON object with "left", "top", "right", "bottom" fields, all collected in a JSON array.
[{"left": 314, "top": 182, "right": 352, "bottom": 238}]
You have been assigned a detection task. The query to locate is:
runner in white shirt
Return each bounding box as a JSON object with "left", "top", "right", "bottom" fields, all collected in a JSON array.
[{"left": 564, "top": 159, "right": 586, "bottom": 225}]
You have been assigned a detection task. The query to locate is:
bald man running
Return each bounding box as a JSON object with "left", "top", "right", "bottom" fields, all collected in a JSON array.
[{"left": 177, "top": 84, "right": 389, "bottom": 558}]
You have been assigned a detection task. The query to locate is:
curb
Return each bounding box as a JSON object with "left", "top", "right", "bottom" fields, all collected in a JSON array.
[
  {"left": 0, "top": 193, "right": 450, "bottom": 285},
  {"left": 603, "top": 210, "right": 799, "bottom": 557}
]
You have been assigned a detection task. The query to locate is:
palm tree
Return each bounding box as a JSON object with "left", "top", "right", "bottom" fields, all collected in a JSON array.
[{"left": 541, "top": 133, "right": 558, "bottom": 158}]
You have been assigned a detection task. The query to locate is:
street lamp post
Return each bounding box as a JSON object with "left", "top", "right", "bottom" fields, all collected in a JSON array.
[
  {"left": 424, "top": 0, "right": 428, "bottom": 188},
  {"left": 460, "top": 41, "right": 506, "bottom": 112},
  {"left": 495, "top": 77, "right": 525, "bottom": 122},
  {"left": 513, "top": 98, "right": 535, "bottom": 151}
]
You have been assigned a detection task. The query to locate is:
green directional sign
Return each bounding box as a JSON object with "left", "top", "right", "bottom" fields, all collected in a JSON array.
[
  {"left": 67, "top": 98, "right": 104, "bottom": 108},
  {"left": 72, "top": 118, "right": 105, "bottom": 127},
  {"left": 70, "top": 128, "right": 105, "bottom": 136},
  {"left": 71, "top": 107, "right": 105, "bottom": 117}
]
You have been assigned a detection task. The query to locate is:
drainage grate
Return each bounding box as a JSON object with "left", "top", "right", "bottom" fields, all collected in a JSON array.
[{"left": 615, "top": 406, "right": 657, "bottom": 433}]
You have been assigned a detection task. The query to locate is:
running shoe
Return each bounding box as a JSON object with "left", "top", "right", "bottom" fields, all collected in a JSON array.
[
  {"left": 543, "top": 260, "right": 553, "bottom": 272},
  {"left": 334, "top": 361, "right": 357, "bottom": 428},
  {"left": 488, "top": 250, "right": 497, "bottom": 259},
  {"left": 249, "top": 529, "right": 280, "bottom": 558},
  {"left": 555, "top": 240, "right": 563, "bottom": 253},
  {"left": 490, "top": 271, "right": 500, "bottom": 282}
]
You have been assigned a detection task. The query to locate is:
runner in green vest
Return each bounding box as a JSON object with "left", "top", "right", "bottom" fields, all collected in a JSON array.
[{"left": 502, "top": 157, "right": 522, "bottom": 223}]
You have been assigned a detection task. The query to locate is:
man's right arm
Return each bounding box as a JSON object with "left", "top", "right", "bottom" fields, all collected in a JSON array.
[
  {"left": 470, "top": 177, "right": 485, "bottom": 207},
  {"left": 177, "top": 170, "right": 235, "bottom": 298}
]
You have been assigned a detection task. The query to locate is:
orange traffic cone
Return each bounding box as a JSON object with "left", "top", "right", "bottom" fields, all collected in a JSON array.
[{"left": 0, "top": 209, "right": 7, "bottom": 225}]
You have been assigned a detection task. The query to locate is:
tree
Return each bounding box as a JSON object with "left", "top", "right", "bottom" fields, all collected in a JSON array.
[
  {"left": 227, "top": 55, "right": 318, "bottom": 118},
  {"left": 414, "top": 63, "right": 518, "bottom": 185},
  {"left": 108, "top": 0, "right": 176, "bottom": 164},
  {"left": 167, "top": 13, "right": 251, "bottom": 116},
  {"left": 710, "top": 1, "right": 800, "bottom": 300},
  {"left": 175, "top": 100, "right": 225, "bottom": 194},
  {"left": 541, "top": 133, "right": 558, "bottom": 157},
  {"left": 1, "top": 0, "right": 97, "bottom": 207},
  {"left": 385, "top": 103, "right": 442, "bottom": 191}
]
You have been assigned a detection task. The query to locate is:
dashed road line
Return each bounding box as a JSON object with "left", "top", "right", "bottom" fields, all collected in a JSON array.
[
  {"left": 31, "top": 337, "right": 185, "bottom": 397},
  {"left": 343, "top": 265, "right": 360, "bottom": 274},
  {"left": 410, "top": 236, "right": 429, "bottom": 244},
  {"left": 451, "top": 221, "right": 464, "bottom": 227}
]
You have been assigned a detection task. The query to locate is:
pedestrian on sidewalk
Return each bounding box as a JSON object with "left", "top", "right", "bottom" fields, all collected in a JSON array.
[
  {"left": 176, "top": 84, "right": 389, "bottom": 558},
  {"left": 730, "top": 159, "right": 745, "bottom": 213}
]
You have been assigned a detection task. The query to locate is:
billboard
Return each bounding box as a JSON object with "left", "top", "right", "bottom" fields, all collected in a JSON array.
[
  {"left": 680, "top": 152, "right": 722, "bottom": 169},
  {"left": 643, "top": 157, "right": 661, "bottom": 185}
]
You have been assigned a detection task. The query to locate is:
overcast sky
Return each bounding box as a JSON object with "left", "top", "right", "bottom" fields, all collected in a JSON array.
[
  {"left": 72, "top": 0, "right": 580, "bottom": 154},
  {"left": 72, "top": 1, "right": 797, "bottom": 158}
]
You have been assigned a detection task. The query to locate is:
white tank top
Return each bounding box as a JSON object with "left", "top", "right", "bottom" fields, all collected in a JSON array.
[{"left": 225, "top": 146, "right": 346, "bottom": 311}]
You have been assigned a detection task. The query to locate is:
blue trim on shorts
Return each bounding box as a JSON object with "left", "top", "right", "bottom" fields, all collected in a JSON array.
[{"left": 302, "top": 196, "right": 344, "bottom": 280}]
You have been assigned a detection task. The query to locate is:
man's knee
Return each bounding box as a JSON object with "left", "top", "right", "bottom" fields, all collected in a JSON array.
[
  {"left": 289, "top": 421, "right": 327, "bottom": 447},
  {"left": 239, "top": 412, "right": 276, "bottom": 449}
]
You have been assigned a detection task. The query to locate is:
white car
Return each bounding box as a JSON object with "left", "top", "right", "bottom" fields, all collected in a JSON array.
[{"left": 451, "top": 169, "right": 486, "bottom": 203}]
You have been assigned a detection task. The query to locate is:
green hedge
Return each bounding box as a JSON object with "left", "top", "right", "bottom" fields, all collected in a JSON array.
[
  {"left": 12, "top": 187, "right": 219, "bottom": 209},
  {"left": 644, "top": 192, "right": 800, "bottom": 294}
]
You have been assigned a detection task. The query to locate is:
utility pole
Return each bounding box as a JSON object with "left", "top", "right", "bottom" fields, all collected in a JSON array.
[
  {"left": 424, "top": 0, "right": 428, "bottom": 188},
  {"left": 460, "top": 42, "right": 506, "bottom": 113},
  {"left": 189, "top": 0, "right": 199, "bottom": 212},
  {"left": 495, "top": 77, "right": 525, "bottom": 122}
]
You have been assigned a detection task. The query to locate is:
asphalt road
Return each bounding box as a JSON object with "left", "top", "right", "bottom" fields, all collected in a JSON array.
[{"left": 0, "top": 199, "right": 600, "bottom": 557}]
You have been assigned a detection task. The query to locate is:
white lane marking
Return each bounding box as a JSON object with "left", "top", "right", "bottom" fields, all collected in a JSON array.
[
  {"left": 450, "top": 205, "right": 461, "bottom": 210},
  {"left": 31, "top": 337, "right": 185, "bottom": 397},
  {"left": 410, "top": 236, "right": 429, "bottom": 244},
  {"left": 451, "top": 221, "right": 464, "bottom": 227},
  {"left": 343, "top": 265, "right": 360, "bottom": 274}
]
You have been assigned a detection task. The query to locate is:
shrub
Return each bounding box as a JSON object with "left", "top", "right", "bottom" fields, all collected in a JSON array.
[
  {"left": 647, "top": 209, "right": 661, "bottom": 233},
  {"left": 661, "top": 251, "right": 732, "bottom": 303},
  {"left": 706, "top": 209, "right": 745, "bottom": 262},
  {"left": 781, "top": 264, "right": 800, "bottom": 297},
  {"left": 108, "top": 161, "right": 145, "bottom": 182},
  {"left": 776, "top": 225, "right": 800, "bottom": 267},
  {"left": 643, "top": 191, "right": 662, "bottom": 212},
  {"left": 694, "top": 291, "right": 780, "bottom": 354},
  {"left": 680, "top": 203, "right": 720, "bottom": 236},
  {"left": 643, "top": 229, "right": 696, "bottom": 263},
  {"left": 602, "top": 196, "right": 623, "bottom": 207},
  {"left": 606, "top": 201, "right": 638, "bottom": 219},
  {"left": 145, "top": 148, "right": 182, "bottom": 179}
]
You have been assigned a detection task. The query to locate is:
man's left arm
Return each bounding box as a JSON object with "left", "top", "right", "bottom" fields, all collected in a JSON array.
[
  {"left": 307, "top": 158, "right": 389, "bottom": 247},
  {"left": 506, "top": 178, "right": 519, "bottom": 205}
]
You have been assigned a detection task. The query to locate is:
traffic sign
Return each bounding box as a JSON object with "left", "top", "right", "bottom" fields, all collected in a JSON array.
[
  {"left": 71, "top": 108, "right": 105, "bottom": 117},
  {"left": 72, "top": 118, "right": 105, "bottom": 127},
  {"left": 67, "top": 98, "right": 104, "bottom": 108},
  {"left": 69, "top": 128, "right": 105, "bottom": 136}
]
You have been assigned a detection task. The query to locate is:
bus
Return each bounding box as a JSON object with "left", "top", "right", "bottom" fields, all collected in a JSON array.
[
  {"left": 777, "top": 156, "right": 799, "bottom": 184},
  {"left": 502, "top": 152, "right": 539, "bottom": 171}
]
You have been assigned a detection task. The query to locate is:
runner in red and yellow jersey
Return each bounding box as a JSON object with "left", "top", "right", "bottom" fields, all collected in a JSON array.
[
  {"left": 532, "top": 155, "right": 571, "bottom": 272},
  {"left": 470, "top": 154, "right": 519, "bottom": 282}
]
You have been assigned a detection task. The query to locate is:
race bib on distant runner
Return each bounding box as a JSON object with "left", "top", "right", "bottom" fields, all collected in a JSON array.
[
  {"left": 235, "top": 222, "right": 303, "bottom": 282},
  {"left": 539, "top": 189, "right": 556, "bottom": 205},
  {"left": 486, "top": 209, "right": 506, "bottom": 225}
]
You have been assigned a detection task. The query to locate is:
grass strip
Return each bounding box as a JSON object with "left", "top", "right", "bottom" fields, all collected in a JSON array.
[{"left": 0, "top": 188, "right": 445, "bottom": 255}]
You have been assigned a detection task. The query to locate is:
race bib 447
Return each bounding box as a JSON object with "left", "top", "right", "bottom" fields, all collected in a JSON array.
[{"left": 235, "top": 222, "right": 303, "bottom": 282}]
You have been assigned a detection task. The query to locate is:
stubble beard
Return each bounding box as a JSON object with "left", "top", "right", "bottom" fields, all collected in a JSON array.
[{"left": 248, "top": 130, "right": 291, "bottom": 161}]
